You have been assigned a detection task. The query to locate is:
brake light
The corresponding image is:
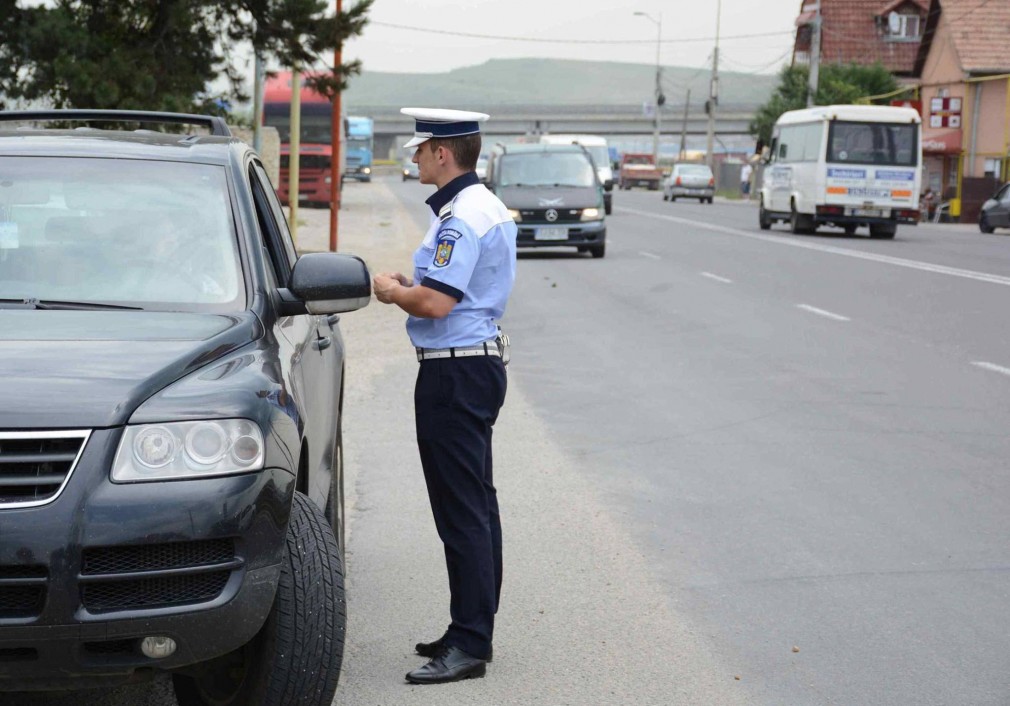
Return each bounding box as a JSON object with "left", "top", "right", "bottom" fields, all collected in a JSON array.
[
  {"left": 816, "top": 205, "right": 845, "bottom": 216},
  {"left": 708, "top": 178, "right": 715, "bottom": 187},
  {"left": 675, "top": 176, "right": 682, "bottom": 186}
]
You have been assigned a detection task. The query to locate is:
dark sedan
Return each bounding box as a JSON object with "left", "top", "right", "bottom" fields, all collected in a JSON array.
[
  {"left": 0, "top": 110, "right": 369, "bottom": 705},
  {"left": 980, "top": 182, "right": 1010, "bottom": 233}
]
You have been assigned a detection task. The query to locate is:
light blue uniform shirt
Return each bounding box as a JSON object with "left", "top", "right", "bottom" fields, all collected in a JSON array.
[{"left": 408, "top": 172, "right": 517, "bottom": 349}]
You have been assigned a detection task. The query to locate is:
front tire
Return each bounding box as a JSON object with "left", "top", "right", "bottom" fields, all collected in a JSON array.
[
  {"left": 590, "top": 243, "right": 606, "bottom": 258},
  {"left": 172, "top": 493, "right": 346, "bottom": 706},
  {"left": 980, "top": 214, "right": 996, "bottom": 234}
]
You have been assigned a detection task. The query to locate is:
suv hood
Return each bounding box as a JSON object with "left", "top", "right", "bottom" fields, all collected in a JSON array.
[
  {"left": 1, "top": 310, "right": 261, "bottom": 429},
  {"left": 496, "top": 185, "right": 600, "bottom": 210}
]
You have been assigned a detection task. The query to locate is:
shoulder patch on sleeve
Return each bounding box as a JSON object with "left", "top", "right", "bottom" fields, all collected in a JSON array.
[{"left": 433, "top": 228, "right": 462, "bottom": 267}]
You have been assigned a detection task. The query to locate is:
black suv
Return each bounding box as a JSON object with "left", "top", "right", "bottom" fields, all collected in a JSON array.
[
  {"left": 484, "top": 143, "right": 607, "bottom": 258},
  {"left": 0, "top": 110, "right": 370, "bottom": 704}
]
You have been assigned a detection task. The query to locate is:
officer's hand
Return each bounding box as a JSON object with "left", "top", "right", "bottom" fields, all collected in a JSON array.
[{"left": 372, "top": 273, "right": 401, "bottom": 304}]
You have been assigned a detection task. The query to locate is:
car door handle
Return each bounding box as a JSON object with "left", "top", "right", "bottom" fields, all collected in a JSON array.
[
  {"left": 326, "top": 314, "right": 341, "bottom": 327},
  {"left": 314, "top": 336, "right": 332, "bottom": 351}
]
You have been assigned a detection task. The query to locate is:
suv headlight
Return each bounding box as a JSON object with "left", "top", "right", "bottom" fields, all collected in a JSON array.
[
  {"left": 112, "top": 419, "right": 265, "bottom": 482},
  {"left": 508, "top": 208, "right": 523, "bottom": 222},
  {"left": 580, "top": 207, "right": 602, "bottom": 221}
]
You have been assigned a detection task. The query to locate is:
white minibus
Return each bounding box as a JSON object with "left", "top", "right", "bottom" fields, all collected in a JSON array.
[
  {"left": 539, "top": 134, "right": 614, "bottom": 214},
  {"left": 758, "top": 104, "right": 922, "bottom": 239}
]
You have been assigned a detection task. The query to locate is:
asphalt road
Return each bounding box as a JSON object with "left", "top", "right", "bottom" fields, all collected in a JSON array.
[
  {"left": 482, "top": 185, "right": 1010, "bottom": 704},
  {"left": 11, "top": 176, "right": 1010, "bottom": 705}
]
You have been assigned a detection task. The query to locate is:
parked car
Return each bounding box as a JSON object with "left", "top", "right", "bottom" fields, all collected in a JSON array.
[
  {"left": 485, "top": 143, "right": 606, "bottom": 258},
  {"left": 979, "top": 182, "right": 1010, "bottom": 233},
  {"left": 0, "top": 109, "right": 371, "bottom": 704},
  {"left": 663, "top": 163, "right": 715, "bottom": 204},
  {"left": 402, "top": 158, "right": 420, "bottom": 180}
]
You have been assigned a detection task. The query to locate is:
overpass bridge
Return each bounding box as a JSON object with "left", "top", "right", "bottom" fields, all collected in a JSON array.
[{"left": 356, "top": 103, "right": 759, "bottom": 159}]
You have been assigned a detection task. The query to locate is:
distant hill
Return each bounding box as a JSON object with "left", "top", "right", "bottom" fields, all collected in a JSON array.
[{"left": 343, "top": 58, "right": 778, "bottom": 110}]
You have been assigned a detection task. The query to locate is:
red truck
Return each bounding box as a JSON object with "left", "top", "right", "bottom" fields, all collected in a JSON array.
[{"left": 619, "top": 153, "right": 663, "bottom": 191}]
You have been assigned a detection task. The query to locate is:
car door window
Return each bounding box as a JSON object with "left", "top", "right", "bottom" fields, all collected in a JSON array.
[{"left": 249, "top": 162, "right": 295, "bottom": 287}]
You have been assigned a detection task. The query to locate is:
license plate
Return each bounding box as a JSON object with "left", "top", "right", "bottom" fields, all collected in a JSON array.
[
  {"left": 535, "top": 227, "right": 568, "bottom": 241},
  {"left": 851, "top": 207, "right": 884, "bottom": 217},
  {"left": 298, "top": 193, "right": 310, "bottom": 201}
]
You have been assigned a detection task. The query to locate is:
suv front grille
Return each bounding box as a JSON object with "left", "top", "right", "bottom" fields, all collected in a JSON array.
[
  {"left": 82, "top": 572, "right": 231, "bottom": 612},
  {"left": 0, "top": 566, "right": 47, "bottom": 619},
  {"left": 517, "top": 208, "right": 584, "bottom": 223},
  {"left": 80, "top": 539, "right": 240, "bottom": 613},
  {"left": 0, "top": 431, "right": 89, "bottom": 507},
  {"left": 83, "top": 539, "right": 235, "bottom": 575}
]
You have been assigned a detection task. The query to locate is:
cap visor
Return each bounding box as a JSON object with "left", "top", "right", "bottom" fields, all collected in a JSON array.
[{"left": 403, "top": 135, "right": 430, "bottom": 149}]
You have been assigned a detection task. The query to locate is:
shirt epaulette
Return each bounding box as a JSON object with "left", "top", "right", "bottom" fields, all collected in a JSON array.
[{"left": 438, "top": 200, "right": 454, "bottom": 223}]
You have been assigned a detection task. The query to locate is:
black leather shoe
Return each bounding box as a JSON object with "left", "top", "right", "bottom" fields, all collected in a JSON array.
[
  {"left": 415, "top": 635, "right": 492, "bottom": 662},
  {"left": 406, "top": 645, "right": 486, "bottom": 685}
]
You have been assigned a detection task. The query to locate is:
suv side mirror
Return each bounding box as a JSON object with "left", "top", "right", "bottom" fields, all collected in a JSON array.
[{"left": 286, "top": 253, "right": 371, "bottom": 315}]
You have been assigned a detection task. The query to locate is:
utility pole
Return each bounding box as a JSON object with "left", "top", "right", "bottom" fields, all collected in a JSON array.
[
  {"left": 329, "top": 0, "right": 342, "bottom": 252},
  {"left": 634, "top": 11, "right": 663, "bottom": 166},
  {"left": 289, "top": 67, "right": 301, "bottom": 248},
  {"left": 705, "top": 0, "right": 721, "bottom": 171},
  {"left": 807, "top": 1, "right": 822, "bottom": 107},
  {"left": 679, "top": 88, "right": 691, "bottom": 160}
]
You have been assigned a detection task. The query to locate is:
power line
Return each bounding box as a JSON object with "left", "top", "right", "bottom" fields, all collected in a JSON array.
[{"left": 370, "top": 21, "right": 794, "bottom": 46}]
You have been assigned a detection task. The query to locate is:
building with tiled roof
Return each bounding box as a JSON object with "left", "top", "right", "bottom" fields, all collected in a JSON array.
[
  {"left": 793, "top": 0, "right": 929, "bottom": 77},
  {"left": 915, "top": 0, "right": 1010, "bottom": 220}
]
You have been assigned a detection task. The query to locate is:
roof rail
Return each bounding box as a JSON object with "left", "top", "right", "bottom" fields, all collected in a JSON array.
[{"left": 0, "top": 110, "right": 232, "bottom": 137}]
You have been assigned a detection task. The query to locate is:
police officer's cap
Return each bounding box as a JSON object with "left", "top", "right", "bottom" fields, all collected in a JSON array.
[{"left": 401, "top": 107, "right": 490, "bottom": 150}]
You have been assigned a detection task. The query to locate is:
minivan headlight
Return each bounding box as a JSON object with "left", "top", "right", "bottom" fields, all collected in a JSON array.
[
  {"left": 508, "top": 209, "right": 523, "bottom": 222},
  {"left": 112, "top": 419, "right": 265, "bottom": 482},
  {"left": 580, "top": 207, "right": 602, "bottom": 221}
]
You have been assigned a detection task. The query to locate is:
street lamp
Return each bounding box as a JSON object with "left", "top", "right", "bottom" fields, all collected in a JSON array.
[{"left": 633, "top": 11, "right": 663, "bottom": 167}]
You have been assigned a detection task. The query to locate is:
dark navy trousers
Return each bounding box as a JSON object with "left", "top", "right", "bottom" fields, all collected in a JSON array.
[{"left": 415, "top": 355, "right": 507, "bottom": 660}]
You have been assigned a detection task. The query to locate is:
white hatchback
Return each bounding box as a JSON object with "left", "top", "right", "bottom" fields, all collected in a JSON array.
[{"left": 663, "top": 163, "right": 715, "bottom": 204}]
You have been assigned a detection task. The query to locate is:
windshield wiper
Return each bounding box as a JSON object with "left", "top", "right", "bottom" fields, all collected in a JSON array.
[{"left": 0, "top": 297, "right": 143, "bottom": 311}]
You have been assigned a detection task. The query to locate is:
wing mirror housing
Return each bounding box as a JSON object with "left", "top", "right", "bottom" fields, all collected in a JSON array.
[{"left": 281, "top": 253, "right": 371, "bottom": 316}]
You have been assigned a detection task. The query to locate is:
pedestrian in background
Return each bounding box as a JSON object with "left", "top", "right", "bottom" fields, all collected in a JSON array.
[
  {"left": 740, "top": 161, "right": 753, "bottom": 198},
  {"left": 372, "top": 107, "right": 517, "bottom": 685}
]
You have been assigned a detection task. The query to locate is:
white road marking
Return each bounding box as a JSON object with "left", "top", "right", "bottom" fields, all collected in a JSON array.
[
  {"left": 700, "top": 271, "right": 733, "bottom": 284},
  {"left": 639, "top": 251, "right": 662, "bottom": 260},
  {"left": 617, "top": 206, "right": 1010, "bottom": 288},
  {"left": 796, "top": 304, "right": 851, "bottom": 321},
  {"left": 971, "top": 361, "right": 1010, "bottom": 378}
]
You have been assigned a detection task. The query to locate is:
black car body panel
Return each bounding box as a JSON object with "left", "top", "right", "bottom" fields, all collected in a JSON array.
[
  {"left": 0, "top": 113, "right": 369, "bottom": 689},
  {"left": 1, "top": 311, "right": 261, "bottom": 429}
]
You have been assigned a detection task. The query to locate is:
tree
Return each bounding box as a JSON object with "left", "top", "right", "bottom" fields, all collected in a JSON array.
[
  {"left": 750, "top": 63, "right": 899, "bottom": 145},
  {"left": 0, "top": 0, "right": 372, "bottom": 113}
]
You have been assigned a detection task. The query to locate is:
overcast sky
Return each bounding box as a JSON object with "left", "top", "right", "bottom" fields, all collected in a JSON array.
[{"left": 339, "top": 0, "right": 802, "bottom": 76}]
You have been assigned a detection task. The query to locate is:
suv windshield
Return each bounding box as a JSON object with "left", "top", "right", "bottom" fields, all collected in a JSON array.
[
  {"left": 827, "top": 121, "right": 917, "bottom": 167},
  {"left": 0, "top": 157, "right": 243, "bottom": 311},
  {"left": 499, "top": 152, "right": 597, "bottom": 188}
]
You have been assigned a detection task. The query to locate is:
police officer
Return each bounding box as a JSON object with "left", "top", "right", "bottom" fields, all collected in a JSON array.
[{"left": 372, "top": 107, "right": 517, "bottom": 685}]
